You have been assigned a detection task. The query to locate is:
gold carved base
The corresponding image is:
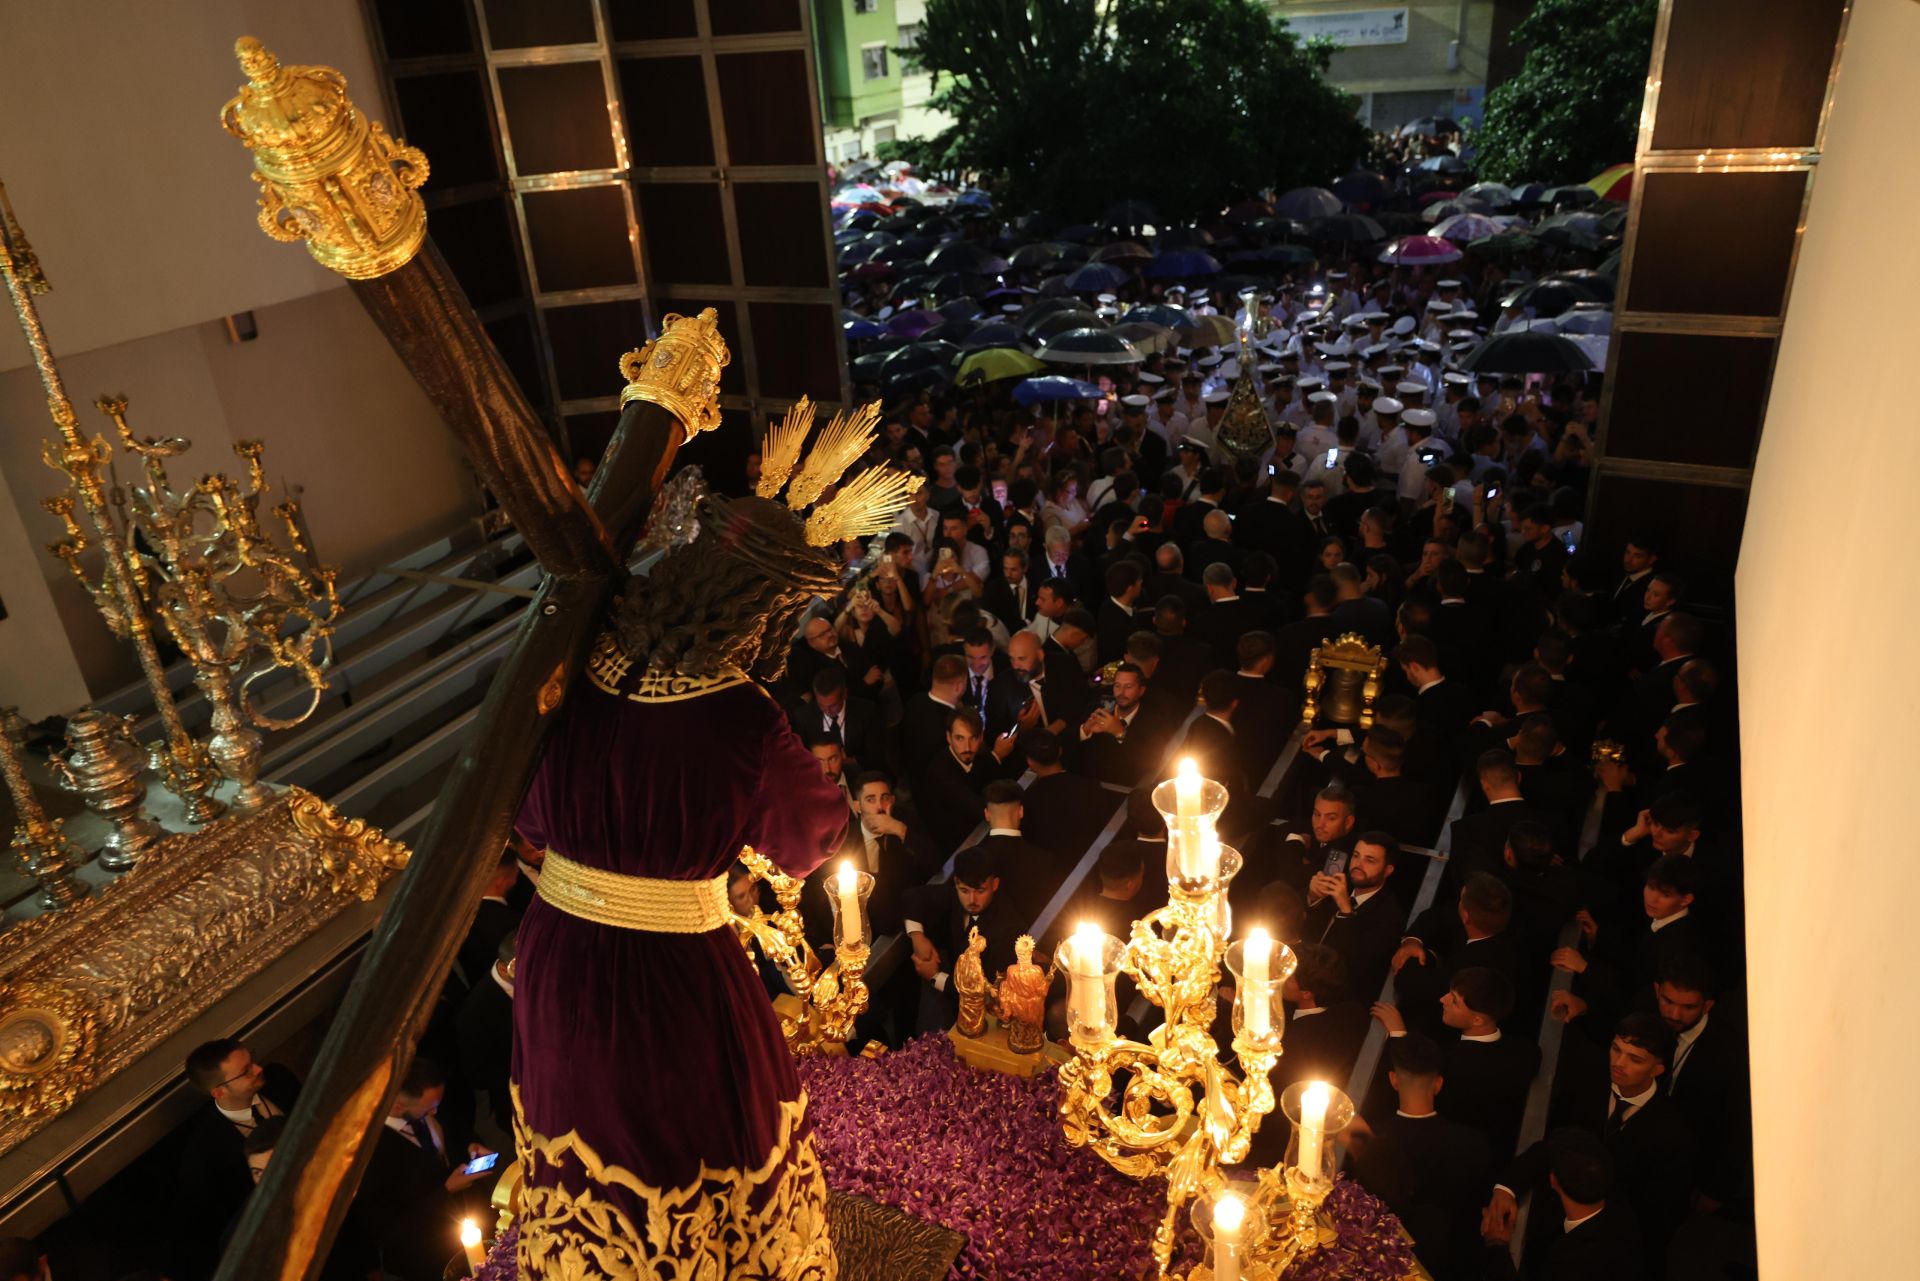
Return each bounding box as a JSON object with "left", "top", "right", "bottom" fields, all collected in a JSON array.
[
  {"left": 0, "top": 787, "right": 408, "bottom": 1153},
  {"left": 947, "top": 1019, "right": 1068, "bottom": 1079}
]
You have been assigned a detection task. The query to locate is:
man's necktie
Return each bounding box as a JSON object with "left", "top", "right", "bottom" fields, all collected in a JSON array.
[
  {"left": 1605, "top": 1095, "right": 1628, "bottom": 1137},
  {"left": 402, "top": 1117, "right": 429, "bottom": 1149},
  {"left": 972, "top": 675, "right": 986, "bottom": 705}
]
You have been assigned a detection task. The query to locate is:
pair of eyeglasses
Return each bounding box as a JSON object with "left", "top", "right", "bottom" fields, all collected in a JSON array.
[{"left": 215, "top": 1063, "right": 259, "bottom": 1091}]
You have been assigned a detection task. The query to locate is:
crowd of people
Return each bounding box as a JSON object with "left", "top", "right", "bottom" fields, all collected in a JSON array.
[{"left": 729, "top": 234, "right": 1747, "bottom": 1279}]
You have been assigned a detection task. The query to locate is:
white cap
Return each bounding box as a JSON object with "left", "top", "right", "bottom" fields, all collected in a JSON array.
[
  {"left": 1138, "top": 371, "right": 1166, "bottom": 384},
  {"left": 1297, "top": 375, "right": 1326, "bottom": 390},
  {"left": 1155, "top": 388, "right": 1177, "bottom": 402},
  {"left": 1361, "top": 342, "right": 1391, "bottom": 358},
  {"left": 1097, "top": 292, "right": 1118, "bottom": 304},
  {"left": 877, "top": 304, "right": 895, "bottom": 319},
  {"left": 1376, "top": 364, "right": 1405, "bottom": 378},
  {"left": 1446, "top": 308, "right": 1479, "bottom": 322},
  {"left": 1095, "top": 307, "right": 1119, "bottom": 320},
  {"left": 1308, "top": 390, "right": 1337, "bottom": 404},
  {"left": 1121, "top": 393, "right": 1150, "bottom": 408},
  {"left": 1192, "top": 291, "right": 1212, "bottom": 303},
  {"left": 1363, "top": 310, "right": 1391, "bottom": 324},
  {"left": 1257, "top": 362, "right": 1282, "bottom": 376},
  {"left": 1443, "top": 371, "right": 1473, "bottom": 386},
  {"left": 1447, "top": 328, "right": 1479, "bottom": 340},
  {"left": 1001, "top": 303, "right": 1023, "bottom": 313},
  {"left": 1436, "top": 278, "right": 1462, "bottom": 289},
  {"left": 1204, "top": 390, "right": 1229, "bottom": 404},
  {"left": 1426, "top": 298, "right": 1450, "bottom": 311},
  {"left": 1358, "top": 376, "right": 1382, "bottom": 391},
  {"left": 1396, "top": 380, "right": 1427, "bottom": 397},
  {"left": 1344, "top": 314, "right": 1371, "bottom": 331},
  {"left": 1327, "top": 270, "right": 1348, "bottom": 280},
  {"left": 1197, "top": 353, "right": 1223, "bottom": 368},
  {"left": 1374, "top": 396, "right": 1404, "bottom": 414},
  {"left": 1323, "top": 360, "right": 1351, "bottom": 374},
  {"left": 1391, "top": 316, "right": 1417, "bottom": 335},
  {"left": 1403, "top": 408, "right": 1437, "bottom": 428}
]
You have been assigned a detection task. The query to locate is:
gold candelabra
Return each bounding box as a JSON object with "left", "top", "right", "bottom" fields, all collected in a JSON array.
[
  {"left": 1056, "top": 759, "right": 1354, "bottom": 1279},
  {"left": 93, "top": 396, "right": 340, "bottom": 812},
  {"left": 731, "top": 847, "right": 871, "bottom": 1056},
  {"left": 0, "top": 180, "right": 225, "bottom": 823},
  {"left": 0, "top": 709, "right": 89, "bottom": 911}
]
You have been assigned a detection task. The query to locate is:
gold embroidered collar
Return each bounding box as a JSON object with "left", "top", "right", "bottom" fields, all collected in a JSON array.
[{"left": 585, "top": 630, "right": 750, "bottom": 701}]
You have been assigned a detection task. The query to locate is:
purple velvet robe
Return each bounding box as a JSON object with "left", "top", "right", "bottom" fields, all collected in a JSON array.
[{"left": 511, "top": 672, "right": 847, "bottom": 1268}]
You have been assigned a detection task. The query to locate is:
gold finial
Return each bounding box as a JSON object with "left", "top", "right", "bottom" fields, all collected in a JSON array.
[
  {"left": 786, "top": 402, "right": 882, "bottom": 511},
  {"left": 0, "top": 181, "right": 49, "bottom": 295},
  {"left": 757, "top": 396, "right": 814, "bottom": 500},
  {"left": 802, "top": 464, "right": 921, "bottom": 548},
  {"left": 220, "top": 36, "right": 429, "bottom": 280},
  {"left": 618, "top": 309, "right": 731, "bottom": 442}
]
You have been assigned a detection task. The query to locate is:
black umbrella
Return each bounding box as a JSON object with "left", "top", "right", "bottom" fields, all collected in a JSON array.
[
  {"left": 918, "top": 272, "right": 990, "bottom": 299},
  {"left": 1502, "top": 279, "right": 1605, "bottom": 318},
  {"left": 880, "top": 339, "right": 961, "bottom": 379},
  {"left": 1009, "top": 242, "right": 1062, "bottom": 271},
  {"left": 1331, "top": 171, "right": 1392, "bottom": 207},
  {"left": 1308, "top": 213, "right": 1386, "bottom": 243},
  {"left": 850, "top": 350, "right": 891, "bottom": 383},
  {"left": 1596, "top": 248, "right": 1624, "bottom": 280},
  {"left": 961, "top": 321, "right": 1024, "bottom": 350},
  {"left": 926, "top": 317, "right": 985, "bottom": 343},
  {"left": 1458, "top": 331, "right": 1594, "bottom": 374},
  {"left": 1036, "top": 327, "right": 1145, "bottom": 366},
  {"left": 1030, "top": 309, "right": 1106, "bottom": 340},
  {"left": 1399, "top": 116, "right": 1462, "bottom": 137},
  {"left": 1545, "top": 270, "right": 1616, "bottom": 304},
  {"left": 927, "top": 242, "right": 1010, "bottom": 275},
  {"left": 937, "top": 296, "right": 984, "bottom": 319},
  {"left": 1156, "top": 226, "right": 1215, "bottom": 249}
]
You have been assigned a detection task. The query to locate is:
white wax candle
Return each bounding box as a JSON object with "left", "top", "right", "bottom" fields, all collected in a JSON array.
[
  {"left": 1298, "top": 1080, "right": 1330, "bottom": 1178},
  {"left": 1212, "top": 1193, "right": 1245, "bottom": 1281},
  {"left": 1244, "top": 928, "right": 1273, "bottom": 1036},
  {"left": 1071, "top": 921, "right": 1106, "bottom": 1033},
  {"left": 835, "top": 860, "right": 861, "bottom": 949},
  {"left": 459, "top": 1219, "right": 485, "bottom": 1273},
  {"left": 1174, "top": 757, "right": 1203, "bottom": 875}
]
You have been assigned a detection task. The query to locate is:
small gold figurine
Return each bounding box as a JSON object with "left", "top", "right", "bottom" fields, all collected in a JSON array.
[
  {"left": 997, "top": 934, "right": 1050, "bottom": 1055},
  {"left": 954, "top": 927, "right": 989, "bottom": 1038}
]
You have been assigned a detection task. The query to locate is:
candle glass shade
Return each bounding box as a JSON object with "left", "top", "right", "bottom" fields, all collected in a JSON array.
[
  {"left": 1152, "top": 773, "right": 1231, "bottom": 881},
  {"left": 1212, "top": 847, "right": 1244, "bottom": 937},
  {"left": 1054, "top": 929, "right": 1126, "bottom": 1046},
  {"left": 1225, "top": 936, "right": 1297, "bottom": 1053},
  {"left": 1279, "top": 1079, "right": 1356, "bottom": 1186},
  {"left": 826, "top": 867, "right": 875, "bottom": 955},
  {"left": 1189, "top": 1182, "right": 1266, "bottom": 1280}
]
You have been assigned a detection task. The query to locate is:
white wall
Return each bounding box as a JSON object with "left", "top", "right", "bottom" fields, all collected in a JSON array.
[
  {"left": 1739, "top": 1, "right": 1920, "bottom": 1276},
  {"left": 0, "top": 459, "right": 90, "bottom": 719},
  {"left": 0, "top": 0, "right": 390, "bottom": 372}
]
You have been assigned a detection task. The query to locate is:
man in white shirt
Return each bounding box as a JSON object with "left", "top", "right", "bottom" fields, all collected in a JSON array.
[{"left": 890, "top": 484, "right": 940, "bottom": 575}]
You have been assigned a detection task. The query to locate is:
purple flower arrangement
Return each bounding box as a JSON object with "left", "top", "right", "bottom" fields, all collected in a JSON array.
[
  {"left": 473, "top": 1220, "right": 519, "bottom": 1281},
  {"left": 797, "top": 1035, "right": 1419, "bottom": 1281}
]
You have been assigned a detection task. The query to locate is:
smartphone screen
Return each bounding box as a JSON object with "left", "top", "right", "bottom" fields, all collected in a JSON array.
[
  {"left": 461, "top": 1152, "right": 501, "bottom": 1177},
  {"left": 1324, "top": 448, "right": 1338, "bottom": 468}
]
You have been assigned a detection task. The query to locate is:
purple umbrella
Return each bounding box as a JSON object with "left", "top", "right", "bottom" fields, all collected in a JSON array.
[
  {"left": 1429, "top": 213, "right": 1507, "bottom": 245},
  {"left": 1013, "top": 375, "right": 1103, "bottom": 405},
  {"left": 887, "top": 309, "right": 945, "bottom": 337},
  {"left": 1274, "top": 187, "right": 1342, "bottom": 220},
  {"left": 1378, "top": 235, "right": 1465, "bottom": 266}
]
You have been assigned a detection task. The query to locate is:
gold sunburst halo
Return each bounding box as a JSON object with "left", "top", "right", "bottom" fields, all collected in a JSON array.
[
  {"left": 786, "top": 401, "right": 882, "bottom": 511},
  {"left": 756, "top": 397, "right": 815, "bottom": 500},
  {"left": 803, "top": 466, "right": 922, "bottom": 547}
]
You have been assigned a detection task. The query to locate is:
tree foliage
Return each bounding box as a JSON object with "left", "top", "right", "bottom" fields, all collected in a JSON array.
[
  {"left": 1471, "top": 0, "right": 1658, "bottom": 185},
  {"left": 907, "top": 0, "right": 1366, "bottom": 222}
]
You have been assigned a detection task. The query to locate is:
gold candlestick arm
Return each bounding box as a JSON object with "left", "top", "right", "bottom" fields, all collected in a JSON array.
[
  {"left": 0, "top": 181, "right": 225, "bottom": 824},
  {"left": 0, "top": 709, "right": 89, "bottom": 910}
]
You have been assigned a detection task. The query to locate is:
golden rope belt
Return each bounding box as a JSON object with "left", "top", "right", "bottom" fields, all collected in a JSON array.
[{"left": 536, "top": 849, "right": 732, "bottom": 933}]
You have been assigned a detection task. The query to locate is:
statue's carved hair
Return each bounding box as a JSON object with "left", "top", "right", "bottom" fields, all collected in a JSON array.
[{"left": 613, "top": 494, "right": 835, "bottom": 681}]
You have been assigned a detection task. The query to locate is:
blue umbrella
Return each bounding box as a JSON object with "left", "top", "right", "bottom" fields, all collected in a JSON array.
[
  {"left": 1122, "top": 303, "right": 1189, "bottom": 327},
  {"left": 1145, "top": 250, "right": 1221, "bottom": 279},
  {"left": 842, "top": 318, "right": 889, "bottom": 340},
  {"left": 1331, "top": 170, "right": 1392, "bottom": 207},
  {"left": 1062, "top": 261, "right": 1131, "bottom": 292},
  {"left": 955, "top": 189, "right": 994, "bottom": 209},
  {"left": 1013, "top": 375, "right": 1103, "bottom": 405}
]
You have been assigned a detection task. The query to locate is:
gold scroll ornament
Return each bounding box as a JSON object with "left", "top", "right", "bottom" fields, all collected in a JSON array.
[
  {"left": 619, "top": 310, "right": 732, "bottom": 443},
  {"left": 220, "top": 36, "right": 428, "bottom": 280}
]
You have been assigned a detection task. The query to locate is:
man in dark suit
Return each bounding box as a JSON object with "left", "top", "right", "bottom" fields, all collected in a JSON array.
[
  {"left": 171, "top": 1038, "right": 303, "bottom": 1278},
  {"left": 1394, "top": 634, "right": 1476, "bottom": 745},
  {"left": 1480, "top": 1127, "right": 1644, "bottom": 1281},
  {"left": 1007, "top": 629, "right": 1078, "bottom": 740},
  {"left": 1391, "top": 874, "right": 1527, "bottom": 1035},
  {"left": 1275, "top": 941, "right": 1371, "bottom": 1090},
  {"left": 1351, "top": 1035, "right": 1493, "bottom": 1281},
  {"left": 1614, "top": 611, "right": 1704, "bottom": 748},
  {"left": 1229, "top": 630, "right": 1301, "bottom": 780},
  {"left": 1272, "top": 576, "right": 1342, "bottom": 693},
  {"left": 1558, "top": 856, "right": 1709, "bottom": 1030},
  {"left": 1021, "top": 731, "right": 1114, "bottom": 861},
  {"left": 456, "top": 927, "right": 517, "bottom": 1136},
  {"left": 970, "top": 778, "right": 1070, "bottom": 920},
  {"left": 1143, "top": 542, "right": 1211, "bottom": 621},
  {"left": 792, "top": 665, "right": 885, "bottom": 774},
  {"left": 958, "top": 627, "right": 1018, "bottom": 740},
  {"left": 1307, "top": 830, "right": 1406, "bottom": 1002},
  {"left": 1181, "top": 672, "right": 1256, "bottom": 834},
  {"left": 915, "top": 707, "right": 1011, "bottom": 856},
  {"left": 1170, "top": 465, "right": 1226, "bottom": 549},
  {"left": 1328, "top": 563, "right": 1395, "bottom": 650},
  {"left": 981, "top": 547, "right": 1038, "bottom": 628},
  {"left": 1351, "top": 725, "right": 1443, "bottom": 849},
  {"left": 1499, "top": 819, "right": 1581, "bottom": 966},
  {"left": 1649, "top": 951, "right": 1749, "bottom": 1211},
  {"left": 1075, "top": 661, "right": 1177, "bottom": 786},
  {"left": 896, "top": 653, "right": 969, "bottom": 779},
  {"left": 1483, "top": 1014, "right": 1695, "bottom": 1277},
  {"left": 1185, "top": 508, "right": 1244, "bottom": 591},
  {"left": 358, "top": 1057, "right": 496, "bottom": 1281},
  {"left": 1232, "top": 474, "right": 1307, "bottom": 573},
  {"left": 903, "top": 845, "right": 1023, "bottom": 1032},
  {"left": 1406, "top": 967, "right": 1543, "bottom": 1160},
  {"left": 1449, "top": 750, "right": 1555, "bottom": 883},
  {"left": 805, "top": 770, "right": 943, "bottom": 942},
  {"left": 1095, "top": 560, "right": 1148, "bottom": 665},
  {"left": 1190, "top": 562, "right": 1256, "bottom": 673},
  {"left": 1146, "top": 596, "right": 1214, "bottom": 706}
]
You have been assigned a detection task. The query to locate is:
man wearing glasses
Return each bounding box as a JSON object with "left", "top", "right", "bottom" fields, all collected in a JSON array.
[{"left": 171, "top": 1038, "right": 301, "bottom": 1277}]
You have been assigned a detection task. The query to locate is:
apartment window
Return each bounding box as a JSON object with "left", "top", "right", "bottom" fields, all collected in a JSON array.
[
  {"left": 871, "top": 123, "right": 896, "bottom": 145},
  {"left": 860, "top": 43, "right": 889, "bottom": 80},
  {"left": 897, "top": 23, "right": 923, "bottom": 52},
  {"left": 852, "top": 0, "right": 878, "bottom": 13}
]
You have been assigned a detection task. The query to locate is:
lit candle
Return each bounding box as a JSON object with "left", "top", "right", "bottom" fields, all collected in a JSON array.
[
  {"left": 835, "top": 860, "right": 862, "bottom": 949},
  {"left": 459, "top": 1218, "right": 485, "bottom": 1274},
  {"left": 1071, "top": 921, "right": 1106, "bottom": 1033},
  {"left": 1212, "top": 1193, "right": 1245, "bottom": 1281},
  {"left": 1174, "top": 756, "right": 1203, "bottom": 872},
  {"left": 1298, "top": 1080, "right": 1330, "bottom": 1179},
  {"left": 1243, "top": 928, "right": 1273, "bottom": 1036}
]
